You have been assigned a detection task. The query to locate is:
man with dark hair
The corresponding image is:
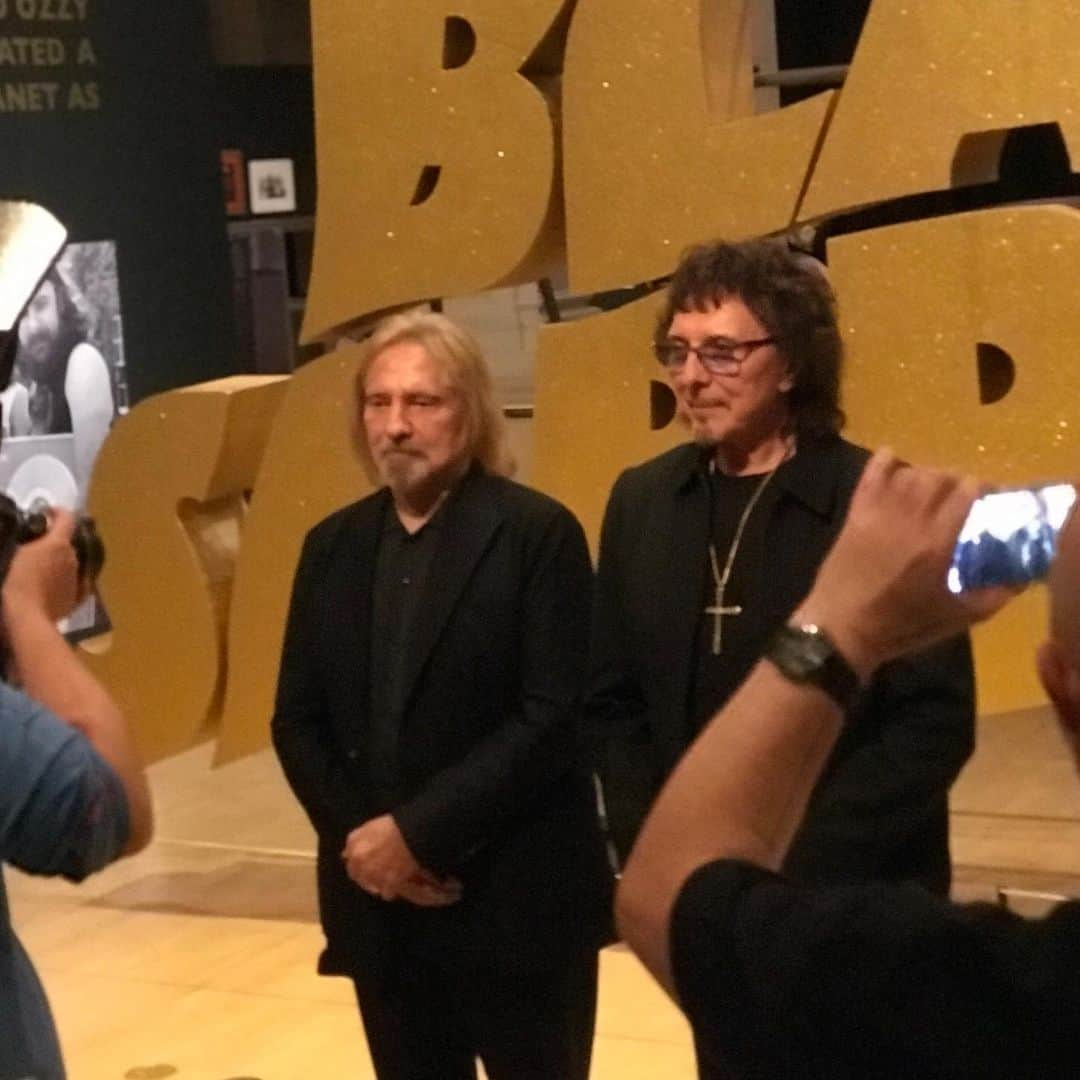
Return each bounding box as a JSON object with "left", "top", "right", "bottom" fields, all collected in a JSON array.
[
  {"left": 617, "top": 452, "right": 1080, "bottom": 1078},
  {"left": 589, "top": 238, "right": 974, "bottom": 894}
]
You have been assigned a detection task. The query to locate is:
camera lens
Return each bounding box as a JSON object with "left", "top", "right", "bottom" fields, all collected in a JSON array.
[{"left": 14, "top": 509, "right": 105, "bottom": 584}]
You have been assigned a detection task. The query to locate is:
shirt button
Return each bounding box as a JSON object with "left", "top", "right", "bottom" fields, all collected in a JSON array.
[
  {"left": 402, "top": 576, "right": 411, "bottom": 585},
  {"left": 346, "top": 748, "right": 360, "bottom": 762}
]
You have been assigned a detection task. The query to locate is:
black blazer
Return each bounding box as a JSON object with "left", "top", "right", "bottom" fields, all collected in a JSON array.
[
  {"left": 588, "top": 436, "right": 976, "bottom": 894},
  {"left": 272, "top": 469, "right": 612, "bottom": 979}
]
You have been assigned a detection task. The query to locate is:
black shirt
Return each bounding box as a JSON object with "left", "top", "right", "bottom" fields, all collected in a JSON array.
[
  {"left": 690, "top": 467, "right": 782, "bottom": 734},
  {"left": 367, "top": 502, "right": 445, "bottom": 808},
  {"left": 669, "top": 859, "right": 1080, "bottom": 1079}
]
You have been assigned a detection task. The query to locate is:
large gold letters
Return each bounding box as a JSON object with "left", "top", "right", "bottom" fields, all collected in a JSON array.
[
  {"left": 216, "top": 345, "right": 370, "bottom": 764},
  {"left": 302, "top": 0, "right": 571, "bottom": 340},
  {"left": 532, "top": 292, "right": 681, "bottom": 546},
  {"left": 801, "top": 0, "right": 1080, "bottom": 219},
  {"left": 831, "top": 206, "right": 1080, "bottom": 712},
  {"left": 563, "top": 0, "right": 835, "bottom": 290},
  {"left": 77, "top": 2, "right": 1080, "bottom": 760},
  {"left": 83, "top": 377, "right": 288, "bottom": 762}
]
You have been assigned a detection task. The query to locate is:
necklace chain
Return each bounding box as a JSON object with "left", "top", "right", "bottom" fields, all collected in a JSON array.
[{"left": 705, "top": 466, "right": 779, "bottom": 655}]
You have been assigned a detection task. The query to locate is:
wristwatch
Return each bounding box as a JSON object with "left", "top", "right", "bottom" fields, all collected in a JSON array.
[{"left": 765, "top": 622, "right": 861, "bottom": 711}]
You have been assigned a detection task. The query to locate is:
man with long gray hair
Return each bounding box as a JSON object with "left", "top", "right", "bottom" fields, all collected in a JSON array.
[{"left": 273, "top": 310, "right": 611, "bottom": 1079}]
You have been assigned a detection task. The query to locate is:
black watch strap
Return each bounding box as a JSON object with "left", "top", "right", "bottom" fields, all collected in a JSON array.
[{"left": 766, "top": 623, "right": 861, "bottom": 711}]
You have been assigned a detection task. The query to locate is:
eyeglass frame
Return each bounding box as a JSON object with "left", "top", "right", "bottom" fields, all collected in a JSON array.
[{"left": 653, "top": 335, "right": 777, "bottom": 376}]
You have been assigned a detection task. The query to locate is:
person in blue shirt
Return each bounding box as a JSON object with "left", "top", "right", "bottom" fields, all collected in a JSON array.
[{"left": 0, "top": 507, "right": 153, "bottom": 1079}]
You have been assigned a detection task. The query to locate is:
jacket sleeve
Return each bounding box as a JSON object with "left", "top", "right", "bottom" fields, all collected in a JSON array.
[
  {"left": 783, "top": 632, "right": 976, "bottom": 890},
  {"left": 392, "top": 505, "right": 593, "bottom": 874},
  {"left": 586, "top": 470, "right": 649, "bottom": 753},
  {"left": 271, "top": 530, "right": 361, "bottom": 841},
  {"left": 584, "top": 470, "right": 658, "bottom": 863}
]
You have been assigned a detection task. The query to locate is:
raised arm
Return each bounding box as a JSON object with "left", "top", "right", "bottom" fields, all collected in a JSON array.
[
  {"left": 616, "top": 452, "right": 1010, "bottom": 994},
  {"left": 3, "top": 509, "right": 152, "bottom": 857}
]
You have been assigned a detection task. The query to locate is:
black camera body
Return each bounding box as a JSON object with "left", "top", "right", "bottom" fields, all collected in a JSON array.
[{"left": 0, "top": 494, "right": 104, "bottom": 585}]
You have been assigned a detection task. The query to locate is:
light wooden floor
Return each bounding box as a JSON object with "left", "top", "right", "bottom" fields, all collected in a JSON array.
[
  {"left": 11, "top": 701, "right": 1080, "bottom": 1079},
  {"left": 9, "top": 743, "right": 696, "bottom": 1080}
]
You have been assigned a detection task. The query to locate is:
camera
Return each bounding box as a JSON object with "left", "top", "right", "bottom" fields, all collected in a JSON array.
[{"left": 0, "top": 493, "right": 105, "bottom": 586}]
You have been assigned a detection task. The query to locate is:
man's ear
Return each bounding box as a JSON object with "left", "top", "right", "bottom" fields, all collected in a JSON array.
[{"left": 1037, "top": 640, "right": 1080, "bottom": 764}]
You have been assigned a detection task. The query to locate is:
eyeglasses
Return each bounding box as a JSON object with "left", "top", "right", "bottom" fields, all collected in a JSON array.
[{"left": 654, "top": 336, "right": 776, "bottom": 375}]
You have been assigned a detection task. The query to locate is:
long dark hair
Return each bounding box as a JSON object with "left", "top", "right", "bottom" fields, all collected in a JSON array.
[{"left": 30, "top": 267, "right": 91, "bottom": 388}]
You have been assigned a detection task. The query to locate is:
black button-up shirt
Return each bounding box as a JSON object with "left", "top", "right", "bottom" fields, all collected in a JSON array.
[{"left": 367, "top": 501, "right": 445, "bottom": 808}]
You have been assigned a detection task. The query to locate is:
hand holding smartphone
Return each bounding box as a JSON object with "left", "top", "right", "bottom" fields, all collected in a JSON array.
[{"left": 948, "top": 483, "right": 1077, "bottom": 594}]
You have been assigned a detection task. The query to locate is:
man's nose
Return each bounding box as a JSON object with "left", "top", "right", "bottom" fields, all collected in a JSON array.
[
  {"left": 676, "top": 349, "right": 711, "bottom": 387},
  {"left": 386, "top": 401, "right": 412, "bottom": 438}
]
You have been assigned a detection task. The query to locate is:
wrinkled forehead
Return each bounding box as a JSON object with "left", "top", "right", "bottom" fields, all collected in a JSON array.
[{"left": 365, "top": 337, "right": 458, "bottom": 393}]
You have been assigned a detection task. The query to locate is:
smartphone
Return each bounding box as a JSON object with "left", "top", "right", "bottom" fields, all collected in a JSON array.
[{"left": 948, "top": 483, "right": 1077, "bottom": 594}]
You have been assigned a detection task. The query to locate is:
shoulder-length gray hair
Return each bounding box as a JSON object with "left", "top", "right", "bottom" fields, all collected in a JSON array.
[{"left": 350, "top": 308, "right": 516, "bottom": 483}]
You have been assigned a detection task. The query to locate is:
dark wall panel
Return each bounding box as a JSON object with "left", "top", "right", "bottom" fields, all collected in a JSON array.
[
  {"left": 215, "top": 66, "right": 316, "bottom": 219},
  {"left": 0, "top": 0, "right": 234, "bottom": 403},
  {"left": 774, "top": 0, "right": 872, "bottom": 103}
]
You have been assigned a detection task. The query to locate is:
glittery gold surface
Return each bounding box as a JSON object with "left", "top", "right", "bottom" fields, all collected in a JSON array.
[
  {"left": 531, "top": 291, "right": 683, "bottom": 549},
  {"left": 83, "top": 377, "right": 289, "bottom": 764},
  {"left": 302, "top": 0, "right": 569, "bottom": 340},
  {"left": 217, "top": 346, "right": 371, "bottom": 764},
  {"left": 832, "top": 205, "right": 1080, "bottom": 713},
  {"left": 563, "top": 0, "right": 835, "bottom": 291},
  {"left": 800, "top": 0, "right": 1080, "bottom": 220}
]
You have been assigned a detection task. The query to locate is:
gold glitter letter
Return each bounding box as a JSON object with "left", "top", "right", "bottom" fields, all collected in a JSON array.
[
  {"left": 216, "top": 346, "right": 373, "bottom": 763},
  {"left": 83, "top": 377, "right": 289, "bottom": 763},
  {"left": 801, "top": 0, "right": 1080, "bottom": 219},
  {"left": 532, "top": 292, "right": 684, "bottom": 548},
  {"left": 563, "top": 0, "right": 835, "bottom": 291},
  {"left": 832, "top": 205, "right": 1080, "bottom": 713},
  {"left": 302, "top": 0, "right": 571, "bottom": 339}
]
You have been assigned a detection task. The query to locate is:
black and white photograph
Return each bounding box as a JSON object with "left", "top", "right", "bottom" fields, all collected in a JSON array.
[
  {"left": 0, "top": 240, "right": 128, "bottom": 634},
  {"left": 2, "top": 240, "right": 127, "bottom": 506},
  {"left": 248, "top": 157, "right": 298, "bottom": 214}
]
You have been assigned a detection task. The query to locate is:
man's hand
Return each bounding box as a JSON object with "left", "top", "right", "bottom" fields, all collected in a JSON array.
[
  {"left": 2, "top": 508, "right": 83, "bottom": 623},
  {"left": 795, "top": 449, "right": 1014, "bottom": 679},
  {"left": 0, "top": 507, "right": 153, "bottom": 854},
  {"left": 342, "top": 813, "right": 462, "bottom": 906}
]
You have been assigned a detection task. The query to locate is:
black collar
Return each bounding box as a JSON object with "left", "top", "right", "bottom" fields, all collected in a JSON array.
[{"left": 673, "top": 436, "right": 845, "bottom": 518}]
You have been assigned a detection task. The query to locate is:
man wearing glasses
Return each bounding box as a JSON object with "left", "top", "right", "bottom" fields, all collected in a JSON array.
[{"left": 588, "top": 238, "right": 975, "bottom": 897}]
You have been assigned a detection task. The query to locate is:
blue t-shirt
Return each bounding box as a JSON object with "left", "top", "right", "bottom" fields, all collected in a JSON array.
[{"left": 0, "top": 682, "right": 129, "bottom": 1080}]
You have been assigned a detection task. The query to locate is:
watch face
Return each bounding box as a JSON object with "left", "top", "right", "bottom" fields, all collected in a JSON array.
[
  {"left": 769, "top": 623, "right": 860, "bottom": 711},
  {"left": 778, "top": 625, "right": 831, "bottom": 678},
  {"left": 801, "top": 628, "right": 832, "bottom": 669}
]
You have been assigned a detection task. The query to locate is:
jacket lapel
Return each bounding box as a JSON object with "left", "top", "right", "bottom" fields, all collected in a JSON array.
[
  {"left": 396, "top": 469, "right": 502, "bottom": 710},
  {"left": 335, "top": 492, "right": 388, "bottom": 718},
  {"left": 654, "top": 452, "right": 710, "bottom": 752}
]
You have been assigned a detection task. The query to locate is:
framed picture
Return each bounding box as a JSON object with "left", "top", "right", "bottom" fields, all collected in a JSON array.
[
  {"left": 221, "top": 148, "right": 247, "bottom": 216},
  {"left": 6, "top": 239, "right": 129, "bottom": 638},
  {"left": 248, "top": 158, "right": 297, "bottom": 215}
]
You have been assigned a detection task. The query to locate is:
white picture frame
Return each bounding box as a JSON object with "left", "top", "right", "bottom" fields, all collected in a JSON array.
[{"left": 248, "top": 158, "right": 297, "bottom": 215}]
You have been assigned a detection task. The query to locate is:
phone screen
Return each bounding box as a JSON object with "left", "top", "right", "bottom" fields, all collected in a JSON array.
[{"left": 948, "top": 483, "right": 1077, "bottom": 594}]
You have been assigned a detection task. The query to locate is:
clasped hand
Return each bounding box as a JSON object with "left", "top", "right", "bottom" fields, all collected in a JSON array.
[{"left": 342, "top": 813, "right": 462, "bottom": 907}]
